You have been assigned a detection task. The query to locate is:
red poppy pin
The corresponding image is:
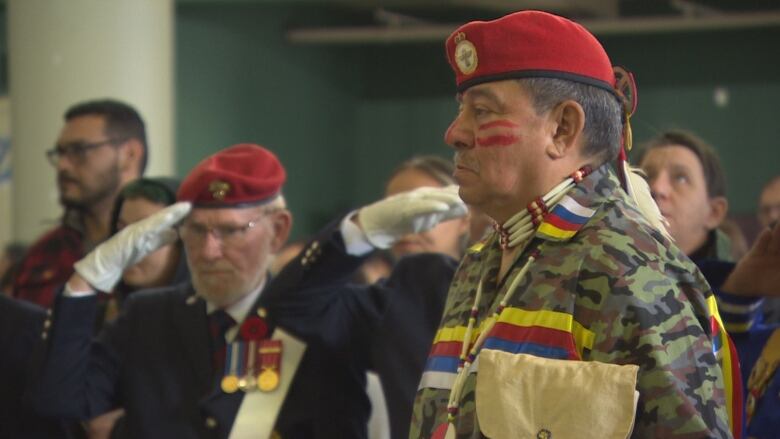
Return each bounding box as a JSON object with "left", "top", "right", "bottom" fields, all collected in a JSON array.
[{"left": 240, "top": 316, "right": 268, "bottom": 341}]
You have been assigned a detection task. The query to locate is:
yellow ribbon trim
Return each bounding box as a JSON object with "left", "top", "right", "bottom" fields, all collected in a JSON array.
[
  {"left": 467, "top": 241, "right": 486, "bottom": 253},
  {"left": 706, "top": 295, "right": 735, "bottom": 433},
  {"left": 724, "top": 320, "right": 753, "bottom": 334},
  {"left": 434, "top": 307, "right": 595, "bottom": 357},
  {"left": 536, "top": 223, "right": 578, "bottom": 240},
  {"left": 707, "top": 295, "right": 725, "bottom": 328}
]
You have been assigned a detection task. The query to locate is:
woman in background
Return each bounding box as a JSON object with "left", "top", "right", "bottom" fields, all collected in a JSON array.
[
  {"left": 366, "top": 156, "right": 473, "bottom": 439},
  {"left": 99, "top": 177, "right": 188, "bottom": 321},
  {"left": 89, "top": 177, "right": 187, "bottom": 439},
  {"left": 384, "top": 155, "right": 472, "bottom": 260}
]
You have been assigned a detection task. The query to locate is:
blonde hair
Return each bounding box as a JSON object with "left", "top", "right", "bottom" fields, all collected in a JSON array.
[{"left": 387, "top": 155, "right": 455, "bottom": 188}]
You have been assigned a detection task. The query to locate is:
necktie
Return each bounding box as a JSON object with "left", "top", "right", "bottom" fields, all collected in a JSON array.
[{"left": 208, "top": 309, "right": 235, "bottom": 376}]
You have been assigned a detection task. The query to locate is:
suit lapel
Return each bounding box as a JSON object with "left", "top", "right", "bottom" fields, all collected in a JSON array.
[
  {"left": 201, "top": 290, "right": 269, "bottom": 429},
  {"left": 201, "top": 285, "right": 294, "bottom": 437},
  {"left": 172, "top": 289, "right": 212, "bottom": 394}
]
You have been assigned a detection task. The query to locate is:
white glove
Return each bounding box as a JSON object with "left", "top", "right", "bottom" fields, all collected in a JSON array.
[
  {"left": 74, "top": 202, "right": 192, "bottom": 292},
  {"left": 358, "top": 185, "right": 467, "bottom": 249}
]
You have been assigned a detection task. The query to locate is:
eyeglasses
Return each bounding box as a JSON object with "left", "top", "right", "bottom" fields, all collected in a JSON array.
[
  {"left": 45, "top": 138, "right": 125, "bottom": 166},
  {"left": 178, "top": 215, "right": 267, "bottom": 248}
]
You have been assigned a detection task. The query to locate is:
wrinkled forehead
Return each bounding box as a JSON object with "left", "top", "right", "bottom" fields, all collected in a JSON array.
[
  {"left": 641, "top": 144, "right": 704, "bottom": 172},
  {"left": 186, "top": 205, "right": 264, "bottom": 225}
]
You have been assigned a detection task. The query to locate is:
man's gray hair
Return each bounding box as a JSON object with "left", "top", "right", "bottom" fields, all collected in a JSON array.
[
  {"left": 518, "top": 78, "right": 622, "bottom": 163},
  {"left": 265, "top": 194, "right": 287, "bottom": 211}
]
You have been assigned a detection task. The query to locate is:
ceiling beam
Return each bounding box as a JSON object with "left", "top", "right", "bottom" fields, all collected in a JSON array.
[{"left": 287, "top": 11, "right": 780, "bottom": 44}]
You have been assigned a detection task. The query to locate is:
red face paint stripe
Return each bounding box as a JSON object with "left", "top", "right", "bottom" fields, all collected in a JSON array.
[
  {"left": 476, "top": 134, "right": 518, "bottom": 147},
  {"left": 478, "top": 120, "right": 518, "bottom": 130}
]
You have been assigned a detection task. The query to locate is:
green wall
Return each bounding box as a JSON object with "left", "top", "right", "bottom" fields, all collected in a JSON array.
[
  {"left": 177, "top": 3, "right": 362, "bottom": 238},
  {"left": 608, "top": 28, "right": 780, "bottom": 215},
  {"left": 177, "top": 5, "right": 780, "bottom": 238},
  {"left": 351, "top": 28, "right": 780, "bottom": 215}
]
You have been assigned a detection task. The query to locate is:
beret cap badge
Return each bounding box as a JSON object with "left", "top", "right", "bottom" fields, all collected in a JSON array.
[
  {"left": 453, "top": 32, "right": 478, "bottom": 75},
  {"left": 208, "top": 180, "right": 231, "bottom": 201}
]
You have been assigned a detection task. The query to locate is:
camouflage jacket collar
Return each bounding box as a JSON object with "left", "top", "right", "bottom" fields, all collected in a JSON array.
[{"left": 530, "top": 163, "right": 616, "bottom": 243}]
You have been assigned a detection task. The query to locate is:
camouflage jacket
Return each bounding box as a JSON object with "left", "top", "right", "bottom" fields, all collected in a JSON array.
[{"left": 410, "top": 164, "right": 732, "bottom": 439}]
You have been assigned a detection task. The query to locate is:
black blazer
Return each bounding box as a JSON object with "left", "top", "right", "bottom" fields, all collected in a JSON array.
[
  {"left": 0, "top": 295, "right": 69, "bottom": 439},
  {"left": 284, "top": 253, "right": 457, "bottom": 439},
  {"left": 368, "top": 253, "right": 456, "bottom": 439},
  {"left": 28, "top": 226, "right": 374, "bottom": 439},
  {"left": 29, "top": 224, "right": 456, "bottom": 439}
]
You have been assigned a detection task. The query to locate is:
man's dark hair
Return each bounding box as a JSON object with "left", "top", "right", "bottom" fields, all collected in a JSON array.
[
  {"left": 635, "top": 130, "right": 726, "bottom": 198},
  {"left": 518, "top": 78, "right": 623, "bottom": 165},
  {"left": 110, "top": 177, "right": 180, "bottom": 235},
  {"left": 65, "top": 99, "right": 148, "bottom": 174}
]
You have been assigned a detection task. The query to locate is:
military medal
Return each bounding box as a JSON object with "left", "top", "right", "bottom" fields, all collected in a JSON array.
[
  {"left": 221, "top": 342, "right": 240, "bottom": 393},
  {"left": 221, "top": 375, "right": 239, "bottom": 393},
  {"left": 258, "top": 368, "right": 279, "bottom": 392},
  {"left": 257, "top": 340, "right": 282, "bottom": 392},
  {"left": 236, "top": 316, "right": 269, "bottom": 392},
  {"left": 221, "top": 315, "right": 276, "bottom": 393},
  {"left": 239, "top": 340, "right": 258, "bottom": 391},
  {"left": 237, "top": 374, "right": 257, "bottom": 392}
]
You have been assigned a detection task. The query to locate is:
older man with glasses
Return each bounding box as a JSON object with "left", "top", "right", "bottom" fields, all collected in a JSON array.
[
  {"left": 27, "top": 144, "right": 466, "bottom": 439},
  {"left": 12, "top": 99, "right": 147, "bottom": 307}
]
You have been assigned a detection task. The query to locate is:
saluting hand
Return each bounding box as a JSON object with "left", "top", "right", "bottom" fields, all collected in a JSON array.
[
  {"left": 722, "top": 223, "right": 780, "bottom": 297},
  {"left": 73, "top": 202, "right": 192, "bottom": 292},
  {"left": 355, "top": 185, "right": 467, "bottom": 249}
]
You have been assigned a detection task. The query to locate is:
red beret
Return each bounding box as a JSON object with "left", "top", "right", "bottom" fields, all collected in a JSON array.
[
  {"left": 446, "top": 10, "right": 615, "bottom": 93},
  {"left": 177, "top": 143, "right": 286, "bottom": 207}
]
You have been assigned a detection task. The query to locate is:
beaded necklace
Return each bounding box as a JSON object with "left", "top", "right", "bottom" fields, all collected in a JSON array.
[
  {"left": 494, "top": 167, "right": 591, "bottom": 250},
  {"left": 434, "top": 167, "right": 591, "bottom": 439}
]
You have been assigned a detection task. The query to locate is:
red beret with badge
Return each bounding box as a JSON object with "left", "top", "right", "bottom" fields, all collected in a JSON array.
[
  {"left": 445, "top": 10, "right": 615, "bottom": 94},
  {"left": 442, "top": 11, "right": 680, "bottom": 257},
  {"left": 177, "top": 143, "right": 286, "bottom": 207}
]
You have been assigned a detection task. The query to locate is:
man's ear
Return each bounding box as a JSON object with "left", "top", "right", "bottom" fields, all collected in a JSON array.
[
  {"left": 545, "top": 100, "right": 585, "bottom": 160},
  {"left": 269, "top": 209, "right": 293, "bottom": 253},
  {"left": 706, "top": 196, "right": 729, "bottom": 230},
  {"left": 118, "top": 138, "right": 144, "bottom": 175}
]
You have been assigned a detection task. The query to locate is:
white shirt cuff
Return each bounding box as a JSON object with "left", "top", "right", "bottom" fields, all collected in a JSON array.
[
  {"left": 63, "top": 282, "right": 97, "bottom": 298},
  {"left": 340, "top": 211, "right": 375, "bottom": 256}
]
